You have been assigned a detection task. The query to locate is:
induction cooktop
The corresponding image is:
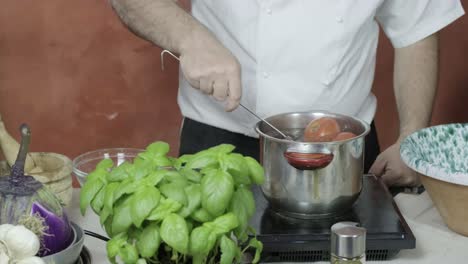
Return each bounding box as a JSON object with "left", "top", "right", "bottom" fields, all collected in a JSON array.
[{"left": 248, "top": 174, "right": 416, "bottom": 262}]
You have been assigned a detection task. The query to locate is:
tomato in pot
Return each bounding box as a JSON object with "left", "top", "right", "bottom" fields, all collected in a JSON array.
[
  {"left": 303, "top": 117, "right": 341, "bottom": 142},
  {"left": 334, "top": 132, "right": 358, "bottom": 141}
]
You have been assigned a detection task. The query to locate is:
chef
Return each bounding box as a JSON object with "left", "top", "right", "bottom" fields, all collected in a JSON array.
[{"left": 110, "top": 0, "right": 464, "bottom": 187}]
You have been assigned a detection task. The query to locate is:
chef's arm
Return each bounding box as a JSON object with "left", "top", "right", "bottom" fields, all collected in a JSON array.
[
  {"left": 110, "top": 0, "right": 242, "bottom": 111},
  {"left": 393, "top": 33, "right": 439, "bottom": 141},
  {"left": 110, "top": 0, "right": 202, "bottom": 54}
]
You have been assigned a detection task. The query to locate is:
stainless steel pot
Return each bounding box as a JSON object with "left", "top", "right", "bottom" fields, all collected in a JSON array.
[{"left": 255, "top": 111, "right": 370, "bottom": 218}]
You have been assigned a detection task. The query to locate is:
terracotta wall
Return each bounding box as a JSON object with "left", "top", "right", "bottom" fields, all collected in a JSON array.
[{"left": 0, "top": 0, "right": 467, "bottom": 164}]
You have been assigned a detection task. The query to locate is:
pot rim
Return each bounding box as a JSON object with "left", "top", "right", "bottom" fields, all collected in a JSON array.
[{"left": 254, "top": 110, "right": 371, "bottom": 144}]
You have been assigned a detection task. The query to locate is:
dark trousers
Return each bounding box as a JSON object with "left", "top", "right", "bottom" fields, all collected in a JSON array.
[{"left": 179, "top": 118, "right": 380, "bottom": 173}]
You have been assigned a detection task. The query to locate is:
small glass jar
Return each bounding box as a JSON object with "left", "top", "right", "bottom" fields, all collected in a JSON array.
[{"left": 330, "top": 222, "right": 366, "bottom": 264}]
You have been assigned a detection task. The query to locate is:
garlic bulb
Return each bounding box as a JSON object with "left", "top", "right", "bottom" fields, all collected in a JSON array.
[
  {"left": 0, "top": 250, "right": 10, "bottom": 264},
  {"left": 3, "top": 225, "right": 40, "bottom": 259},
  {"left": 0, "top": 224, "right": 14, "bottom": 241},
  {"left": 15, "top": 256, "right": 45, "bottom": 264}
]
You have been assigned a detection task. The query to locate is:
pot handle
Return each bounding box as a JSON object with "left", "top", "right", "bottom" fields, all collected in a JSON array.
[{"left": 283, "top": 151, "right": 334, "bottom": 170}]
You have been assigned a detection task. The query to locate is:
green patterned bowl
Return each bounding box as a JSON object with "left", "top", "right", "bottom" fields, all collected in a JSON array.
[{"left": 400, "top": 123, "right": 468, "bottom": 236}]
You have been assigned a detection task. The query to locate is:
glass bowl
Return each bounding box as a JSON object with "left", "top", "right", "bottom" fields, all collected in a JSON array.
[
  {"left": 400, "top": 123, "right": 468, "bottom": 236},
  {"left": 72, "top": 148, "right": 143, "bottom": 186}
]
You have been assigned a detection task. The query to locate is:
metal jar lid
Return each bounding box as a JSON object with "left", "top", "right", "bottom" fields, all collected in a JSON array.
[{"left": 331, "top": 221, "right": 366, "bottom": 258}]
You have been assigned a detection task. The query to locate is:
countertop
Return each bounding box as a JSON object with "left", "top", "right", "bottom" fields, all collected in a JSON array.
[{"left": 67, "top": 189, "right": 468, "bottom": 264}]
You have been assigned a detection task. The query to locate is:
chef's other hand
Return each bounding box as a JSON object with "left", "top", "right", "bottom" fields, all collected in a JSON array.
[
  {"left": 369, "top": 140, "right": 421, "bottom": 187},
  {"left": 179, "top": 35, "right": 242, "bottom": 112}
]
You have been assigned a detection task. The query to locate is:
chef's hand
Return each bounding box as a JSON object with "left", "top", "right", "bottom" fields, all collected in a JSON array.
[
  {"left": 179, "top": 34, "right": 242, "bottom": 111},
  {"left": 369, "top": 139, "right": 421, "bottom": 187}
]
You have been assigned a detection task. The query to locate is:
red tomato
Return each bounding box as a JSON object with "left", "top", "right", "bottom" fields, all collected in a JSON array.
[
  {"left": 334, "top": 132, "right": 358, "bottom": 141},
  {"left": 303, "top": 117, "right": 341, "bottom": 142}
]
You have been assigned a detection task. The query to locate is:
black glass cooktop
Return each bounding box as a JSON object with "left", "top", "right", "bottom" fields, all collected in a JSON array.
[{"left": 249, "top": 174, "right": 416, "bottom": 262}]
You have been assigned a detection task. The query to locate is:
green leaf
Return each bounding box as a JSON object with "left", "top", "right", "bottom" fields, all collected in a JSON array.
[
  {"left": 220, "top": 235, "right": 238, "bottom": 264},
  {"left": 91, "top": 185, "right": 106, "bottom": 214},
  {"left": 201, "top": 169, "right": 234, "bottom": 217},
  {"left": 100, "top": 207, "right": 111, "bottom": 226},
  {"left": 106, "top": 233, "right": 127, "bottom": 263},
  {"left": 178, "top": 184, "right": 201, "bottom": 217},
  {"left": 229, "top": 187, "right": 255, "bottom": 241},
  {"left": 106, "top": 162, "right": 131, "bottom": 182},
  {"left": 130, "top": 186, "right": 161, "bottom": 227},
  {"left": 80, "top": 179, "right": 105, "bottom": 215},
  {"left": 179, "top": 167, "right": 202, "bottom": 183},
  {"left": 147, "top": 197, "right": 183, "bottom": 221},
  {"left": 96, "top": 158, "right": 114, "bottom": 170},
  {"left": 137, "top": 223, "right": 161, "bottom": 258},
  {"left": 146, "top": 141, "right": 170, "bottom": 156},
  {"left": 160, "top": 170, "right": 188, "bottom": 185},
  {"left": 160, "top": 214, "right": 189, "bottom": 254},
  {"left": 104, "top": 182, "right": 120, "bottom": 213},
  {"left": 136, "top": 259, "right": 147, "bottom": 264},
  {"left": 160, "top": 182, "right": 188, "bottom": 206},
  {"left": 245, "top": 156, "right": 265, "bottom": 184},
  {"left": 120, "top": 244, "right": 139, "bottom": 264},
  {"left": 132, "top": 162, "right": 153, "bottom": 180},
  {"left": 112, "top": 196, "right": 133, "bottom": 235},
  {"left": 177, "top": 154, "right": 193, "bottom": 165},
  {"left": 190, "top": 208, "right": 214, "bottom": 223},
  {"left": 203, "top": 212, "right": 239, "bottom": 236},
  {"left": 142, "top": 170, "right": 167, "bottom": 186},
  {"left": 248, "top": 238, "right": 263, "bottom": 263},
  {"left": 189, "top": 226, "right": 217, "bottom": 255},
  {"left": 86, "top": 168, "right": 108, "bottom": 182},
  {"left": 221, "top": 153, "right": 251, "bottom": 186},
  {"left": 113, "top": 178, "right": 139, "bottom": 203},
  {"left": 186, "top": 150, "right": 218, "bottom": 169},
  {"left": 208, "top": 144, "right": 236, "bottom": 154}
]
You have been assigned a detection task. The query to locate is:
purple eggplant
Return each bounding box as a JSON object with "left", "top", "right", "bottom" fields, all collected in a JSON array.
[{"left": 0, "top": 124, "right": 73, "bottom": 256}]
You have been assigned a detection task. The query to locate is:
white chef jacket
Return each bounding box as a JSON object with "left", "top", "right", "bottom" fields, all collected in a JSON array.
[{"left": 177, "top": 0, "right": 464, "bottom": 137}]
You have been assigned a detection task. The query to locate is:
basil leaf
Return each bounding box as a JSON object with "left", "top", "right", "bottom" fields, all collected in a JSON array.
[
  {"left": 107, "top": 162, "right": 131, "bottom": 182},
  {"left": 177, "top": 154, "right": 193, "bottom": 165},
  {"left": 100, "top": 207, "right": 111, "bottom": 226},
  {"left": 104, "top": 182, "right": 120, "bottom": 214},
  {"left": 86, "top": 168, "right": 108, "bottom": 183},
  {"left": 203, "top": 212, "right": 239, "bottom": 236},
  {"left": 136, "top": 259, "right": 147, "bottom": 264},
  {"left": 201, "top": 169, "right": 234, "bottom": 217},
  {"left": 160, "top": 213, "right": 189, "bottom": 254},
  {"left": 245, "top": 156, "right": 265, "bottom": 184},
  {"left": 91, "top": 184, "right": 106, "bottom": 214},
  {"left": 142, "top": 170, "right": 166, "bottom": 187},
  {"left": 160, "top": 170, "right": 188, "bottom": 185},
  {"left": 190, "top": 207, "right": 214, "bottom": 223},
  {"left": 186, "top": 150, "right": 218, "bottom": 169},
  {"left": 147, "top": 197, "right": 182, "bottom": 221},
  {"left": 221, "top": 153, "right": 251, "bottom": 186},
  {"left": 229, "top": 188, "right": 254, "bottom": 241},
  {"left": 146, "top": 141, "right": 170, "bottom": 156},
  {"left": 120, "top": 243, "right": 139, "bottom": 264},
  {"left": 130, "top": 186, "right": 161, "bottom": 227},
  {"left": 220, "top": 235, "right": 238, "bottom": 264},
  {"left": 106, "top": 233, "right": 127, "bottom": 260},
  {"left": 113, "top": 179, "right": 139, "bottom": 203},
  {"left": 80, "top": 178, "right": 104, "bottom": 215},
  {"left": 179, "top": 167, "right": 202, "bottom": 183},
  {"left": 160, "top": 182, "right": 188, "bottom": 206},
  {"left": 208, "top": 144, "right": 235, "bottom": 154},
  {"left": 189, "top": 226, "right": 216, "bottom": 255},
  {"left": 137, "top": 223, "right": 161, "bottom": 258},
  {"left": 248, "top": 238, "right": 264, "bottom": 263},
  {"left": 96, "top": 158, "right": 114, "bottom": 170},
  {"left": 112, "top": 196, "right": 133, "bottom": 235},
  {"left": 178, "top": 184, "right": 201, "bottom": 217},
  {"left": 235, "top": 186, "right": 256, "bottom": 218}
]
